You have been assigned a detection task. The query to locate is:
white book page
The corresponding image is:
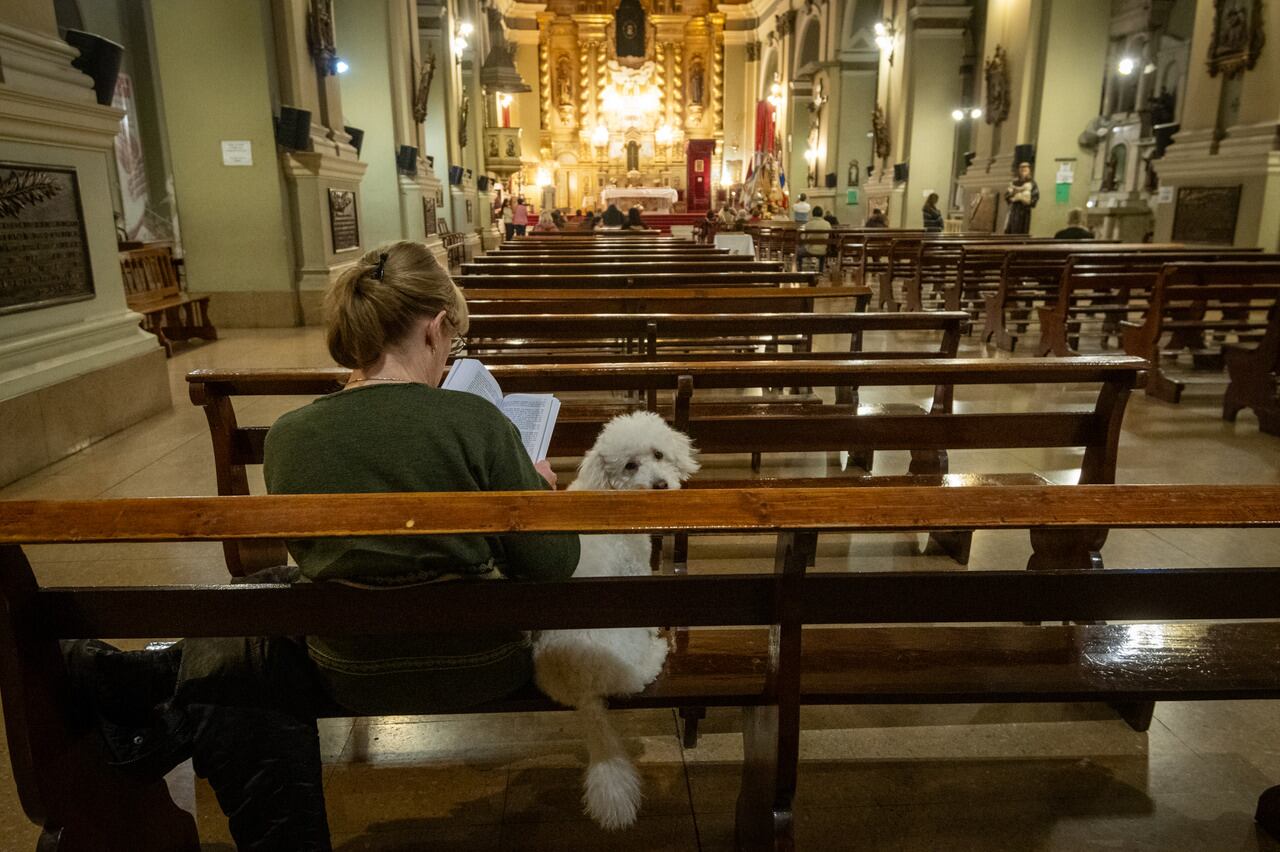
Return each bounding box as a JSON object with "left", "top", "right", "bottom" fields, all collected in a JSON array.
[
  {"left": 439, "top": 358, "right": 504, "bottom": 410},
  {"left": 500, "top": 394, "right": 560, "bottom": 461}
]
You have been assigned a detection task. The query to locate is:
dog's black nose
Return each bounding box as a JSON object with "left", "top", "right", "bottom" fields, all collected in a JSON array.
[{"left": 652, "top": 480, "right": 669, "bottom": 490}]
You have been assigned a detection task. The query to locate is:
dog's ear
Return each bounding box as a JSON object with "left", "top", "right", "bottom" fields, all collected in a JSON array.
[
  {"left": 573, "top": 443, "right": 612, "bottom": 491},
  {"left": 670, "top": 430, "right": 700, "bottom": 480}
]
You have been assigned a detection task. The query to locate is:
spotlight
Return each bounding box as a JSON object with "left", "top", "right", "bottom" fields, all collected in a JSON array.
[
  {"left": 952, "top": 108, "right": 965, "bottom": 121},
  {"left": 970, "top": 107, "right": 982, "bottom": 120},
  {"left": 458, "top": 21, "right": 473, "bottom": 37},
  {"left": 1117, "top": 56, "right": 1136, "bottom": 75},
  {"left": 335, "top": 59, "right": 349, "bottom": 74}
]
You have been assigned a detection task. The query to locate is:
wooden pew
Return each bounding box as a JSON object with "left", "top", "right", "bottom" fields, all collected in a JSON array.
[
  {"left": 466, "top": 256, "right": 763, "bottom": 271},
  {"left": 881, "top": 234, "right": 1049, "bottom": 312},
  {"left": 188, "top": 356, "right": 1142, "bottom": 578},
  {"left": 943, "top": 241, "right": 1118, "bottom": 317},
  {"left": 461, "top": 285, "right": 867, "bottom": 315},
  {"left": 984, "top": 246, "right": 1263, "bottom": 351},
  {"left": 1035, "top": 251, "right": 1276, "bottom": 356},
  {"left": 119, "top": 246, "right": 218, "bottom": 356},
  {"left": 4, "top": 486, "right": 1280, "bottom": 851},
  {"left": 1223, "top": 302, "right": 1280, "bottom": 435},
  {"left": 457, "top": 271, "right": 820, "bottom": 289},
  {"left": 1121, "top": 262, "right": 1280, "bottom": 403}
]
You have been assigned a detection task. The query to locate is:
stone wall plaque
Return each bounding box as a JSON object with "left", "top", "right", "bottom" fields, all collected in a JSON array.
[
  {"left": 1172, "top": 185, "right": 1240, "bottom": 245},
  {"left": 328, "top": 188, "right": 359, "bottom": 252},
  {"left": 0, "top": 162, "right": 95, "bottom": 316}
]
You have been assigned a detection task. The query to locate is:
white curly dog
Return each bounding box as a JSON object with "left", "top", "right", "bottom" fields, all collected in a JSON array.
[{"left": 532, "top": 411, "right": 699, "bottom": 831}]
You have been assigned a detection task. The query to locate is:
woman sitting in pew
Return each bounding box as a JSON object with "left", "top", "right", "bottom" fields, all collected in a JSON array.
[
  {"left": 623, "top": 206, "right": 648, "bottom": 230},
  {"left": 63, "top": 241, "right": 579, "bottom": 850}
]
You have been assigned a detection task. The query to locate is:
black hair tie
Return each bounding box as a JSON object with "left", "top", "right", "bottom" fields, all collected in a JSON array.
[{"left": 372, "top": 252, "right": 389, "bottom": 280}]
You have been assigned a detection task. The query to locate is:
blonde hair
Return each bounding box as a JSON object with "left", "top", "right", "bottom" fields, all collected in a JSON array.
[{"left": 324, "top": 240, "right": 469, "bottom": 369}]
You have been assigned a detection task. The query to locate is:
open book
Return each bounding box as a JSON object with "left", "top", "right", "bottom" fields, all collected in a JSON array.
[{"left": 440, "top": 358, "right": 560, "bottom": 461}]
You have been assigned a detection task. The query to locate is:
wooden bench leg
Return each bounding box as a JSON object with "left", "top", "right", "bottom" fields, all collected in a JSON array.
[
  {"left": 1109, "top": 700, "right": 1155, "bottom": 733},
  {"left": 1027, "top": 526, "right": 1107, "bottom": 572},
  {"left": 679, "top": 706, "right": 705, "bottom": 749},
  {"left": 735, "top": 704, "right": 796, "bottom": 852},
  {"left": 926, "top": 530, "right": 973, "bottom": 564},
  {"left": 1257, "top": 786, "right": 1280, "bottom": 839}
]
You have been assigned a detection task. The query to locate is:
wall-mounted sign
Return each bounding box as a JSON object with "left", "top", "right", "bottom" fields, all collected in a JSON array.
[
  {"left": 1157, "top": 185, "right": 1174, "bottom": 204},
  {"left": 1054, "top": 160, "right": 1074, "bottom": 184},
  {"left": 328, "top": 188, "right": 359, "bottom": 252},
  {"left": 846, "top": 189, "right": 859, "bottom": 205},
  {"left": 220, "top": 140, "right": 253, "bottom": 166},
  {"left": 0, "top": 162, "right": 95, "bottom": 315}
]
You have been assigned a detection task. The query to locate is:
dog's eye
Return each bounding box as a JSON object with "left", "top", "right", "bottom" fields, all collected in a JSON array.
[
  {"left": 653, "top": 450, "right": 664, "bottom": 460},
  {"left": 624, "top": 460, "right": 638, "bottom": 471}
]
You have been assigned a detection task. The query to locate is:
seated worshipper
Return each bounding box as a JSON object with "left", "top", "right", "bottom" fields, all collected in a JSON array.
[
  {"left": 797, "top": 205, "right": 833, "bottom": 271},
  {"left": 61, "top": 241, "right": 579, "bottom": 851},
  {"left": 578, "top": 211, "right": 598, "bottom": 230},
  {"left": 718, "top": 205, "right": 737, "bottom": 228},
  {"left": 601, "top": 202, "right": 625, "bottom": 228},
  {"left": 532, "top": 209, "right": 560, "bottom": 232},
  {"left": 865, "top": 208, "right": 888, "bottom": 227},
  {"left": 1054, "top": 207, "right": 1094, "bottom": 239},
  {"left": 922, "top": 193, "right": 944, "bottom": 232},
  {"left": 823, "top": 210, "right": 839, "bottom": 226},
  {"left": 623, "top": 206, "right": 648, "bottom": 230},
  {"left": 551, "top": 209, "right": 568, "bottom": 230},
  {"left": 793, "top": 192, "right": 812, "bottom": 223}
]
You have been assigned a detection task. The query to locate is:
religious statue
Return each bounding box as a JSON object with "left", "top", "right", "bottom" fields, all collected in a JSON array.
[
  {"left": 556, "top": 57, "right": 573, "bottom": 106},
  {"left": 412, "top": 47, "right": 436, "bottom": 124},
  {"left": 505, "top": 137, "right": 517, "bottom": 157},
  {"left": 690, "top": 60, "right": 705, "bottom": 106},
  {"left": 1003, "top": 161, "right": 1039, "bottom": 234},
  {"left": 847, "top": 159, "right": 860, "bottom": 187},
  {"left": 458, "top": 94, "right": 469, "bottom": 149},
  {"left": 871, "top": 105, "right": 889, "bottom": 161},
  {"left": 984, "top": 45, "right": 1011, "bottom": 125},
  {"left": 1208, "top": 0, "right": 1265, "bottom": 78},
  {"left": 306, "top": 0, "right": 339, "bottom": 76},
  {"left": 488, "top": 135, "right": 499, "bottom": 158}
]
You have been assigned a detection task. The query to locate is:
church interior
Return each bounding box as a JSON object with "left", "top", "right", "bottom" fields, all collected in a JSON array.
[{"left": 1, "top": 0, "right": 1280, "bottom": 848}]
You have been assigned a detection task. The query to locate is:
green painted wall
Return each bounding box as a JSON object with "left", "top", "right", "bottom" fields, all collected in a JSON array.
[
  {"left": 336, "top": 0, "right": 403, "bottom": 247},
  {"left": 149, "top": 0, "right": 294, "bottom": 299}
]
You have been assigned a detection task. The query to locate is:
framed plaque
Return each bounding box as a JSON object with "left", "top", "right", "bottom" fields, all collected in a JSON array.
[
  {"left": 422, "top": 196, "right": 437, "bottom": 236},
  {"left": 1172, "top": 185, "right": 1240, "bottom": 245},
  {"left": 328, "top": 188, "right": 359, "bottom": 252},
  {"left": 0, "top": 162, "right": 95, "bottom": 315}
]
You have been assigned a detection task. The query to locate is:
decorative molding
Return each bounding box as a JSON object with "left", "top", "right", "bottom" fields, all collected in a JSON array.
[
  {"left": 803, "top": 0, "right": 828, "bottom": 16},
  {"left": 984, "top": 44, "right": 1010, "bottom": 126},
  {"left": 746, "top": 40, "right": 760, "bottom": 61},
  {"left": 775, "top": 10, "right": 797, "bottom": 38},
  {"left": 1207, "top": 0, "right": 1265, "bottom": 78},
  {"left": 0, "top": 22, "right": 100, "bottom": 104}
]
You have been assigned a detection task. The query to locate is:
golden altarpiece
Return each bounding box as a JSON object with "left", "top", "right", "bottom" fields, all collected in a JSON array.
[{"left": 532, "top": 0, "right": 725, "bottom": 212}]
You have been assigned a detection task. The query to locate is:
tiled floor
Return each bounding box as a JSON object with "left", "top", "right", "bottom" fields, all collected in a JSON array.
[{"left": 2, "top": 324, "right": 1279, "bottom": 850}]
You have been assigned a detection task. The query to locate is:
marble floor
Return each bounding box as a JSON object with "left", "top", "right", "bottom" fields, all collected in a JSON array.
[{"left": 2, "top": 325, "right": 1279, "bottom": 850}]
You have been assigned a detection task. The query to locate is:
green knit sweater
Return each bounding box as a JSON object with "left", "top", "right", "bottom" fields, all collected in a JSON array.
[{"left": 263, "top": 383, "right": 579, "bottom": 714}]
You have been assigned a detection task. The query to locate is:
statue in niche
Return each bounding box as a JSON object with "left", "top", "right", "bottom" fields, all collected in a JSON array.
[
  {"left": 626, "top": 140, "right": 640, "bottom": 172},
  {"left": 689, "top": 60, "right": 705, "bottom": 106},
  {"left": 506, "top": 137, "right": 517, "bottom": 157},
  {"left": 413, "top": 46, "right": 436, "bottom": 123},
  {"left": 847, "top": 159, "right": 860, "bottom": 187},
  {"left": 615, "top": 0, "right": 646, "bottom": 60},
  {"left": 556, "top": 57, "right": 573, "bottom": 106},
  {"left": 306, "top": 0, "right": 339, "bottom": 76},
  {"left": 984, "top": 45, "right": 1011, "bottom": 125},
  {"left": 488, "top": 135, "right": 499, "bottom": 157}
]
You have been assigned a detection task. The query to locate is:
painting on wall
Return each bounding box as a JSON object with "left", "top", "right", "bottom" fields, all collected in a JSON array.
[
  {"left": 0, "top": 162, "right": 95, "bottom": 315},
  {"left": 1207, "top": 0, "right": 1265, "bottom": 77},
  {"left": 1172, "top": 185, "right": 1241, "bottom": 244}
]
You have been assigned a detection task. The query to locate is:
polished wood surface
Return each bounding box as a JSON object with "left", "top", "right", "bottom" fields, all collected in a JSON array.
[
  {"left": 4, "top": 486, "right": 1280, "bottom": 850},
  {"left": 6, "top": 483, "right": 1279, "bottom": 543},
  {"left": 118, "top": 246, "right": 217, "bottom": 356}
]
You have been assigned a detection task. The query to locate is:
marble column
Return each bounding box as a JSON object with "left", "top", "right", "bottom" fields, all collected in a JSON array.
[{"left": 0, "top": 5, "right": 169, "bottom": 484}]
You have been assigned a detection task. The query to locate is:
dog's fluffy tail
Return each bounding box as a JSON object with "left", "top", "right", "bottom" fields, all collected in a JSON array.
[{"left": 576, "top": 697, "right": 642, "bottom": 830}]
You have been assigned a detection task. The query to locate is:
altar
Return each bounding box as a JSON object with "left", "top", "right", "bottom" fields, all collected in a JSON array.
[{"left": 600, "top": 186, "right": 679, "bottom": 213}]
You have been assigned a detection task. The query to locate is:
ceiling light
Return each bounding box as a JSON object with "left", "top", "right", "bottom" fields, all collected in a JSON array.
[
  {"left": 951, "top": 108, "right": 965, "bottom": 121},
  {"left": 970, "top": 107, "right": 982, "bottom": 120},
  {"left": 1117, "top": 56, "right": 1136, "bottom": 75}
]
